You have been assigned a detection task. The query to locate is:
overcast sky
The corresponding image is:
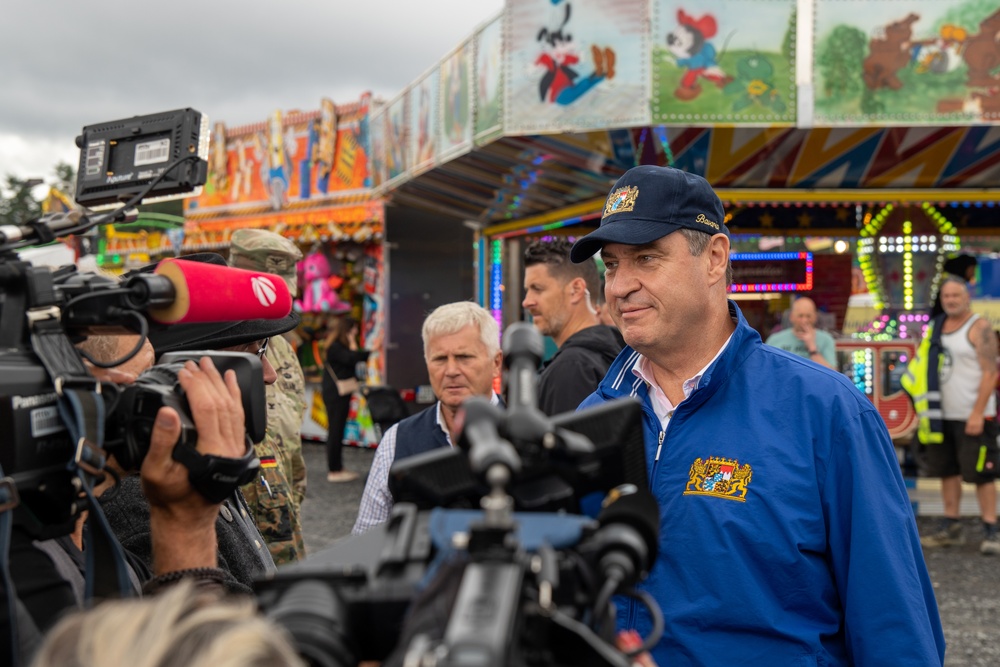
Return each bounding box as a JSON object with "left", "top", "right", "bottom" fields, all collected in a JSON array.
[{"left": 1, "top": 0, "right": 504, "bottom": 188}]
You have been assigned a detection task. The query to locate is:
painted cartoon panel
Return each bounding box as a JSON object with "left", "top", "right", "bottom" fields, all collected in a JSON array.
[
  {"left": 385, "top": 94, "right": 408, "bottom": 183},
  {"left": 475, "top": 15, "right": 504, "bottom": 143},
  {"left": 311, "top": 98, "right": 338, "bottom": 199},
  {"left": 368, "top": 107, "right": 387, "bottom": 188},
  {"left": 440, "top": 41, "right": 474, "bottom": 160},
  {"left": 332, "top": 94, "right": 372, "bottom": 191},
  {"left": 505, "top": 0, "right": 649, "bottom": 134},
  {"left": 652, "top": 0, "right": 795, "bottom": 125},
  {"left": 186, "top": 95, "right": 372, "bottom": 214},
  {"left": 410, "top": 70, "right": 440, "bottom": 175},
  {"left": 814, "top": 0, "right": 1000, "bottom": 124}
]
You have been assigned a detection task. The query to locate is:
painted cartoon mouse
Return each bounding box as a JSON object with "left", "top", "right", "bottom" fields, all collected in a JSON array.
[
  {"left": 666, "top": 9, "right": 732, "bottom": 101},
  {"left": 535, "top": 0, "right": 616, "bottom": 105}
]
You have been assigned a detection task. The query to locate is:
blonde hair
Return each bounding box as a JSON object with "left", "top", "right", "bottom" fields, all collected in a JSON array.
[{"left": 31, "top": 582, "right": 304, "bottom": 667}]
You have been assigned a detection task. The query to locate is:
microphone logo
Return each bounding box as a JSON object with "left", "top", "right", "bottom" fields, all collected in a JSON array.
[{"left": 251, "top": 276, "right": 278, "bottom": 308}]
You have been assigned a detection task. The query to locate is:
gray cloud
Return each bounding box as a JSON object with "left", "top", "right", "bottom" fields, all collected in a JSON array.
[{"left": 1, "top": 0, "right": 503, "bottom": 175}]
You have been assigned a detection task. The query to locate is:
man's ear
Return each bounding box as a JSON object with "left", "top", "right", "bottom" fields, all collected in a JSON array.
[
  {"left": 707, "top": 234, "right": 730, "bottom": 287},
  {"left": 568, "top": 277, "right": 586, "bottom": 303}
]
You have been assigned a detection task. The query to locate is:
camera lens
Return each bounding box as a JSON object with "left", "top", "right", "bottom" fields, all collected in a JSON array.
[{"left": 265, "top": 580, "right": 357, "bottom": 667}]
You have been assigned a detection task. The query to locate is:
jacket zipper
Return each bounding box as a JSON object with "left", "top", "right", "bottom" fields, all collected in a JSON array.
[{"left": 627, "top": 416, "right": 665, "bottom": 631}]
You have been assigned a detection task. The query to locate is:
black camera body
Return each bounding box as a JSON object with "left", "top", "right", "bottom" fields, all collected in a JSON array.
[
  {"left": 105, "top": 350, "right": 268, "bottom": 472},
  {"left": 256, "top": 323, "right": 662, "bottom": 667},
  {"left": 0, "top": 107, "right": 225, "bottom": 538},
  {"left": 0, "top": 259, "right": 266, "bottom": 536}
]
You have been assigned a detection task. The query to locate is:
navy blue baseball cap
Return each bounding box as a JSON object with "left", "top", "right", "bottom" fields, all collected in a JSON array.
[{"left": 570, "top": 166, "right": 728, "bottom": 263}]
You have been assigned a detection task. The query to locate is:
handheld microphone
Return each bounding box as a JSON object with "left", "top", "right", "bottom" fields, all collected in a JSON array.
[
  {"left": 587, "top": 484, "right": 660, "bottom": 587},
  {"left": 459, "top": 397, "right": 521, "bottom": 480},
  {"left": 502, "top": 322, "right": 544, "bottom": 411},
  {"left": 127, "top": 258, "right": 293, "bottom": 324}
]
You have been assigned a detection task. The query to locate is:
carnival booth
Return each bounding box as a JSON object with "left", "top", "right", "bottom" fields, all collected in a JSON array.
[
  {"left": 347, "top": 0, "right": 1000, "bottom": 450},
  {"left": 178, "top": 96, "right": 387, "bottom": 447}
]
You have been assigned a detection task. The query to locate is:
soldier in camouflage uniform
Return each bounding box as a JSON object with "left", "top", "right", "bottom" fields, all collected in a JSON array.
[
  {"left": 266, "top": 334, "right": 308, "bottom": 506},
  {"left": 229, "top": 228, "right": 308, "bottom": 564}
]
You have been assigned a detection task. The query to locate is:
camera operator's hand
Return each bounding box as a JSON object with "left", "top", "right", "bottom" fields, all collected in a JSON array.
[{"left": 141, "top": 357, "right": 245, "bottom": 574}]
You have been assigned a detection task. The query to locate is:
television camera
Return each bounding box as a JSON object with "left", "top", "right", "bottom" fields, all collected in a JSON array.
[
  {"left": 256, "top": 323, "right": 664, "bottom": 667},
  {"left": 0, "top": 108, "right": 268, "bottom": 540},
  {"left": 0, "top": 110, "right": 280, "bottom": 667}
]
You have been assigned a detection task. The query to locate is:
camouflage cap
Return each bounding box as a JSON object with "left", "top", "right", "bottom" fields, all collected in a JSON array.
[{"left": 229, "top": 229, "right": 303, "bottom": 296}]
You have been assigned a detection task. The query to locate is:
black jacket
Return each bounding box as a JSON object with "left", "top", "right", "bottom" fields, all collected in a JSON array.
[
  {"left": 99, "top": 476, "right": 275, "bottom": 594},
  {"left": 537, "top": 325, "right": 624, "bottom": 417}
]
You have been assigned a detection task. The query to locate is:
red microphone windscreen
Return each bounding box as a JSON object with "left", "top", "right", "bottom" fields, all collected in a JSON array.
[{"left": 148, "top": 258, "right": 293, "bottom": 324}]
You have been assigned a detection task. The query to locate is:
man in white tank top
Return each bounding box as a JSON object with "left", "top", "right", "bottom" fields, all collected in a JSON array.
[{"left": 921, "top": 277, "right": 1000, "bottom": 555}]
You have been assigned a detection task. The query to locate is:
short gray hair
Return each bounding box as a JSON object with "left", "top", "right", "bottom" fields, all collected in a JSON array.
[
  {"left": 422, "top": 301, "right": 500, "bottom": 358},
  {"left": 679, "top": 229, "right": 734, "bottom": 287},
  {"left": 940, "top": 275, "right": 970, "bottom": 293}
]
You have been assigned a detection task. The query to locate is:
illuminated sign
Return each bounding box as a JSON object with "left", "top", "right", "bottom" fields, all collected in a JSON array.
[{"left": 729, "top": 252, "right": 813, "bottom": 293}]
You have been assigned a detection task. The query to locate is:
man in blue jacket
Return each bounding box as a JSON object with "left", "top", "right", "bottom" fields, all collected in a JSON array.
[{"left": 570, "top": 165, "right": 945, "bottom": 666}]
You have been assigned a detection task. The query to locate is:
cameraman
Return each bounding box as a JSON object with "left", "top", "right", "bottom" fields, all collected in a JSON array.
[
  {"left": 8, "top": 348, "right": 251, "bottom": 656},
  {"left": 99, "top": 253, "right": 302, "bottom": 590}
]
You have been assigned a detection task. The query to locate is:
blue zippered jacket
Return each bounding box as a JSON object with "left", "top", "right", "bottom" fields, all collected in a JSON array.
[{"left": 579, "top": 302, "right": 945, "bottom": 666}]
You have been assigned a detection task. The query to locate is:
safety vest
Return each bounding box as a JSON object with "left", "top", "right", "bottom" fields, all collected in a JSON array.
[{"left": 900, "top": 318, "right": 944, "bottom": 444}]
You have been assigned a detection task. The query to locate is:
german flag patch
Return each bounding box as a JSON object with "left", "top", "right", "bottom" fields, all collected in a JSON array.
[{"left": 260, "top": 456, "right": 278, "bottom": 469}]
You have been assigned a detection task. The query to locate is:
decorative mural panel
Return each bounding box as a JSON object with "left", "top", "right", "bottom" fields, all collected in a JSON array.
[
  {"left": 187, "top": 95, "right": 372, "bottom": 215},
  {"left": 814, "top": 0, "right": 1000, "bottom": 125},
  {"left": 662, "top": 125, "right": 1000, "bottom": 188},
  {"left": 505, "top": 0, "right": 649, "bottom": 134},
  {"left": 368, "top": 107, "right": 387, "bottom": 188},
  {"left": 439, "top": 41, "right": 474, "bottom": 160},
  {"left": 385, "top": 94, "right": 409, "bottom": 184},
  {"left": 410, "top": 69, "right": 441, "bottom": 175},
  {"left": 475, "top": 15, "right": 504, "bottom": 143},
  {"left": 651, "top": 0, "right": 796, "bottom": 125}
]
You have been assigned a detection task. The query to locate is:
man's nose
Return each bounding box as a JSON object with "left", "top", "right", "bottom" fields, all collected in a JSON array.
[
  {"left": 261, "top": 355, "right": 278, "bottom": 385},
  {"left": 605, "top": 267, "right": 637, "bottom": 298}
]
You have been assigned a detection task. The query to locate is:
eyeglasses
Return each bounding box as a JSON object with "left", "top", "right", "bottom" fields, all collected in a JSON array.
[{"left": 233, "top": 338, "right": 269, "bottom": 359}]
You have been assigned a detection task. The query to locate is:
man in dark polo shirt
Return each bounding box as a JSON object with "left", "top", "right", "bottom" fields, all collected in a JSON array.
[{"left": 352, "top": 302, "right": 502, "bottom": 534}]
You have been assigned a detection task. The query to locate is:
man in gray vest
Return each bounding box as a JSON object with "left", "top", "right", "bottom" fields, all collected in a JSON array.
[
  {"left": 352, "top": 302, "right": 501, "bottom": 534},
  {"left": 920, "top": 277, "right": 1000, "bottom": 555}
]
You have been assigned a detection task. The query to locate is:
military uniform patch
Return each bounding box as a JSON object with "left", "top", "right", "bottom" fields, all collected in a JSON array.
[
  {"left": 603, "top": 185, "right": 639, "bottom": 218},
  {"left": 684, "top": 456, "right": 753, "bottom": 501}
]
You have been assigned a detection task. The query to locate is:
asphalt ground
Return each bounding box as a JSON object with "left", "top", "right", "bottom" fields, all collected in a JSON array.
[{"left": 298, "top": 442, "right": 999, "bottom": 666}]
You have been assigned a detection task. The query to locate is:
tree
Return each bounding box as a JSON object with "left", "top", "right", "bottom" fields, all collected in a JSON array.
[
  {"left": 0, "top": 176, "right": 42, "bottom": 226},
  {"left": 53, "top": 162, "right": 76, "bottom": 199},
  {"left": 817, "top": 25, "right": 867, "bottom": 99}
]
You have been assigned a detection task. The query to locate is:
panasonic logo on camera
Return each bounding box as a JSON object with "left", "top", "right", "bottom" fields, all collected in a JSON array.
[{"left": 12, "top": 393, "right": 58, "bottom": 410}]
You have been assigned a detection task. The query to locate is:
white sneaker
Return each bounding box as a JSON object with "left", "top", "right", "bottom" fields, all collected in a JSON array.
[{"left": 981, "top": 535, "right": 1000, "bottom": 555}]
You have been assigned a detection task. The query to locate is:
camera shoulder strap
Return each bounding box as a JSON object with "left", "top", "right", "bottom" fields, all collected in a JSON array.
[
  {"left": 28, "top": 308, "right": 135, "bottom": 601},
  {"left": 0, "top": 463, "right": 22, "bottom": 666}
]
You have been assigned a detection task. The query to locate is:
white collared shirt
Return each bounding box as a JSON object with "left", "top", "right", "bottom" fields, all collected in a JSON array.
[{"left": 631, "top": 333, "right": 734, "bottom": 431}]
